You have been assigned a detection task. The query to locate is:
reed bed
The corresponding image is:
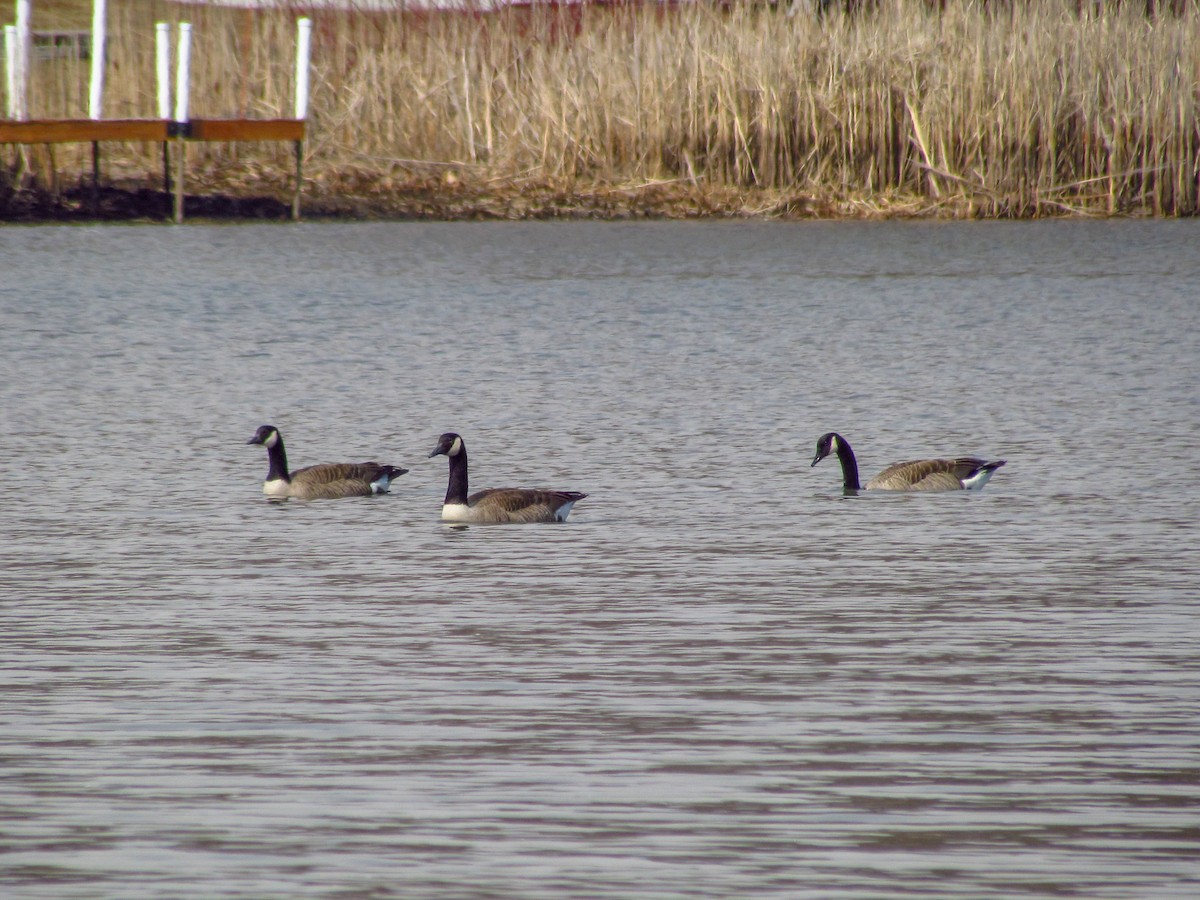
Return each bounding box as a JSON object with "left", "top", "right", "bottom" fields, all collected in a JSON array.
[{"left": 5, "top": 0, "right": 1199, "bottom": 217}]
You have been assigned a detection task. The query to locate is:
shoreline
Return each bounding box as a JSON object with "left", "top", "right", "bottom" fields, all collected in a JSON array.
[{"left": 0, "top": 170, "right": 1140, "bottom": 224}]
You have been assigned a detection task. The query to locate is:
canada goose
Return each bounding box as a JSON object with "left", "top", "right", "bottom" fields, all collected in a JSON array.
[
  {"left": 428, "top": 432, "right": 587, "bottom": 524},
  {"left": 247, "top": 424, "right": 408, "bottom": 500},
  {"left": 811, "top": 432, "right": 1006, "bottom": 492}
]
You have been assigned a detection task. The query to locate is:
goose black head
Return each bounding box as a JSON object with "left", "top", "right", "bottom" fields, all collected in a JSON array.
[
  {"left": 812, "top": 432, "right": 838, "bottom": 467},
  {"left": 248, "top": 425, "right": 280, "bottom": 448},
  {"left": 429, "top": 432, "right": 464, "bottom": 458}
]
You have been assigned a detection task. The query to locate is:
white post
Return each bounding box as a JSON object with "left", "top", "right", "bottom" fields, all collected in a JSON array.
[
  {"left": 293, "top": 17, "right": 312, "bottom": 121},
  {"left": 155, "top": 23, "right": 170, "bottom": 119},
  {"left": 4, "top": 26, "right": 17, "bottom": 120},
  {"left": 88, "top": 0, "right": 107, "bottom": 119},
  {"left": 173, "top": 22, "right": 191, "bottom": 123},
  {"left": 14, "top": 0, "right": 30, "bottom": 120},
  {"left": 172, "top": 22, "right": 191, "bottom": 224}
]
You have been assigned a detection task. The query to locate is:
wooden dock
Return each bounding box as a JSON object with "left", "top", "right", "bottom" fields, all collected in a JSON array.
[{"left": 0, "top": 117, "right": 306, "bottom": 222}]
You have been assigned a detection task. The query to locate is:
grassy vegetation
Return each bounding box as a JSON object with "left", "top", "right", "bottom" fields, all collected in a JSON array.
[{"left": 5, "top": 0, "right": 1199, "bottom": 218}]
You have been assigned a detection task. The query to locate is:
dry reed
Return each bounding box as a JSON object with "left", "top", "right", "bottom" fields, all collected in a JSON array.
[{"left": 5, "top": 0, "right": 1199, "bottom": 218}]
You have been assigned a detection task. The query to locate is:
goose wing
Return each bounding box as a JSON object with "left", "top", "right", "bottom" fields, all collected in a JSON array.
[
  {"left": 866, "top": 458, "right": 970, "bottom": 491},
  {"left": 290, "top": 462, "right": 407, "bottom": 498},
  {"left": 468, "top": 488, "right": 588, "bottom": 522}
]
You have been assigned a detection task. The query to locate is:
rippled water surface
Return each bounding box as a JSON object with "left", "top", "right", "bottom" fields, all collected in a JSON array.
[{"left": 2, "top": 220, "right": 1198, "bottom": 898}]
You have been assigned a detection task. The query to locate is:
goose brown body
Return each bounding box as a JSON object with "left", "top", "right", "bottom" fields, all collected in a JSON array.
[
  {"left": 248, "top": 425, "right": 408, "bottom": 500},
  {"left": 812, "top": 432, "right": 1005, "bottom": 493},
  {"left": 864, "top": 457, "right": 1003, "bottom": 491},
  {"left": 428, "top": 432, "right": 586, "bottom": 524}
]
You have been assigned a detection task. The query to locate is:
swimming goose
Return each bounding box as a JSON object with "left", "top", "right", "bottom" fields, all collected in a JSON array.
[
  {"left": 811, "top": 432, "right": 1006, "bottom": 492},
  {"left": 247, "top": 424, "right": 408, "bottom": 500},
  {"left": 428, "top": 432, "right": 587, "bottom": 523}
]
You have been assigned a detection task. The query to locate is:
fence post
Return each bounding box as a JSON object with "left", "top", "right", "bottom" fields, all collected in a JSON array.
[
  {"left": 157, "top": 23, "right": 171, "bottom": 214},
  {"left": 173, "top": 22, "right": 192, "bottom": 224},
  {"left": 13, "top": 0, "right": 30, "bottom": 121},
  {"left": 292, "top": 17, "right": 312, "bottom": 221},
  {"left": 4, "top": 26, "right": 18, "bottom": 120}
]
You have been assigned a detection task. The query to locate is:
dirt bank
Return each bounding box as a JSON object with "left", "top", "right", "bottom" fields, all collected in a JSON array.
[{"left": 1, "top": 167, "right": 958, "bottom": 224}]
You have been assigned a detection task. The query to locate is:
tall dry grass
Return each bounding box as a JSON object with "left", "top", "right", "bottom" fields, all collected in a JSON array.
[{"left": 9, "top": 0, "right": 1200, "bottom": 216}]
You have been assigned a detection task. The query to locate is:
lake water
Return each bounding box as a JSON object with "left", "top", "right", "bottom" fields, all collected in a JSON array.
[{"left": 1, "top": 220, "right": 1197, "bottom": 899}]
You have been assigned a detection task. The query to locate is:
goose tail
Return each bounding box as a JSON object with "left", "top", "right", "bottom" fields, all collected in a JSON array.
[{"left": 962, "top": 459, "right": 1006, "bottom": 491}]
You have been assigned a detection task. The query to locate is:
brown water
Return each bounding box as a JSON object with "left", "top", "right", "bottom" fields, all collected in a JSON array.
[{"left": 1, "top": 220, "right": 1198, "bottom": 898}]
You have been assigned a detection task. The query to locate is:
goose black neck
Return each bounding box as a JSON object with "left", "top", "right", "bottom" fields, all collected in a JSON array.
[
  {"left": 265, "top": 437, "right": 291, "bottom": 483},
  {"left": 834, "top": 435, "right": 862, "bottom": 492},
  {"left": 444, "top": 445, "right": 469, "bottom": 505}
]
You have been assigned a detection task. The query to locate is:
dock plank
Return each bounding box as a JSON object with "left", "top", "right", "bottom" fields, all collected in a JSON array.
[
  {"left": 0, "top": 118, "right": 305, "bottom": 144},
  {"left": 187, "top": 119, "right": 305, "bottom": 142},
  {"left": 0, "top": 119, "right": 169, "bottom": 143}
]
